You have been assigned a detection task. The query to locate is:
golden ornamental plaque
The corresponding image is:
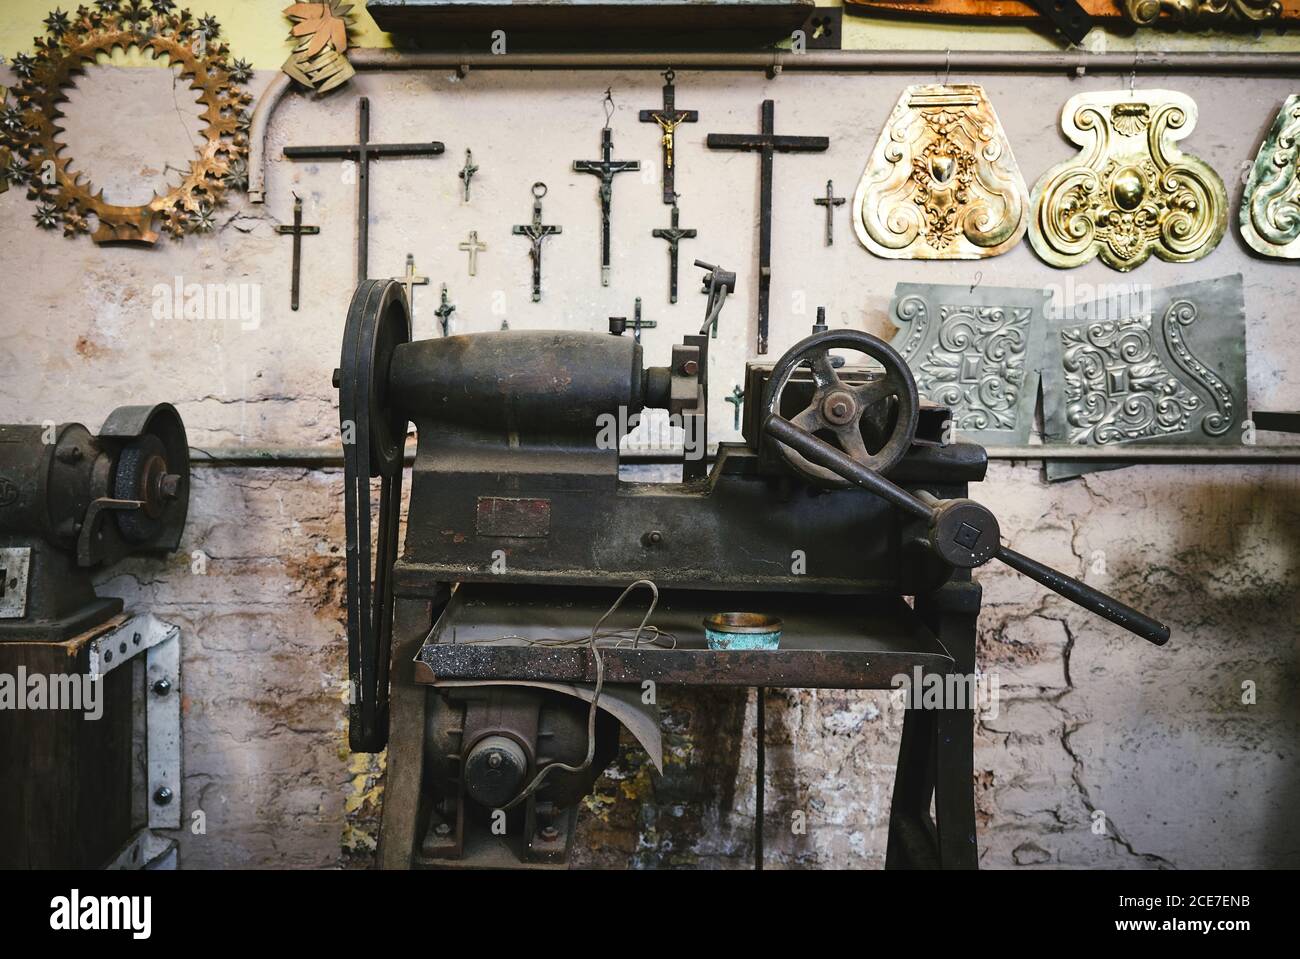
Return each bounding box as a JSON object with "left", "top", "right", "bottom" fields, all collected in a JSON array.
[
  {"left": 1240, "top": 94, "right": 1300, "bottom": 260},
  {"left": 1029, "top": 90, "right": 1227, "bottom": 272},
  {"left": 852, "top": 84, "right": 1029, "bottom": 260}
]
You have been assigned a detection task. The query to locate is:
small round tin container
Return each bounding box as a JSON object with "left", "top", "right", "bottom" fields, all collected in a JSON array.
[{"left": 702, "top": 612, "right": 784, "bottom": 651}]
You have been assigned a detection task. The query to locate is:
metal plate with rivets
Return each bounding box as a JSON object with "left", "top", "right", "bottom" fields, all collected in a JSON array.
[{"left": 0, "top": 547, "right": 31, "bottom": 618}]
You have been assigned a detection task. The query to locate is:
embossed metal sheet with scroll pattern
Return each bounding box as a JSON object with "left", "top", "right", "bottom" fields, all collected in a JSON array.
[
  {"left": 1042, "top": 275, "right": 1247, "bottom": 481},
  {"left": 1240, "top": 94, "right": 1300, "bottom": 259},
  {"left": 888, "top": 283, "right": 1048, "bottom": 446},
  {"left": 854, "top": 84, "right": 1029, "bottom": 260},
  {"left": 1030, "top": 90, "right": 1227, "bottom": 272}
]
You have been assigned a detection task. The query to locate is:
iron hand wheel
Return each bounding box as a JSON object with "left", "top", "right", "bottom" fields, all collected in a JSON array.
[{"left": 763, "top": 330, "right": 920, "bottom": 487}]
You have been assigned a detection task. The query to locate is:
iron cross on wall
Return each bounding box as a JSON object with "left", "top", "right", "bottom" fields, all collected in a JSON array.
[
  {"left": 639, "top": 69, "right": 697, "bottom": 205},
  {"left": 707, "top": 100, "right": 829, "bottom": 354},
  {"left": 275, "top": 192, "right": 318, "bottom": 311},
  {"left": 814, "top": 179, "right": 845, "bottom": 246},
  {"left": 282, "top": 97, "right": 445, "bottom": 284},
  {"left": 574, "top": 116, "right": 639, "bottom": 287}
]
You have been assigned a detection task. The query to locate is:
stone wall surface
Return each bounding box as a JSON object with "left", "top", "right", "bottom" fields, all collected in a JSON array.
[{"left": 1, "top": 60, "right": 1297, "bottom": 868}]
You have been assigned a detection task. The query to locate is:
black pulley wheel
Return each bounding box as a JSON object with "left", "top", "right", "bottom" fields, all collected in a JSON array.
[
  {"left": 341, "top": 280, "right": 411, "bottom": 478},
  {"left": 338, "top": 279, "right": 411, "bottom": 753}
]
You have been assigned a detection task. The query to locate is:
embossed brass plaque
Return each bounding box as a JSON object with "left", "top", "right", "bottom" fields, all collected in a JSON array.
[
  {"left": 852, "top": 84, "right": 1028, "bottom": 260},
  {"left": 1241, "top": 94, "right": 1300, "bottom": 259},
  {"left": 1030, "top": 90, "right": 1227, "bottom": 271}
]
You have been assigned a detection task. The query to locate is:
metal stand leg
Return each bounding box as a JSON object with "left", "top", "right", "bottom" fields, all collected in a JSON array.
[
  {"left": 755, "top": 686, "right": 765, "bottom": 871},
  {"left": 886, "top": 580, "right": 981, "bottom": 870},
  {"left": 885, "top": 705, "right": 939, "bottom": 868},
  {"left": 376, "top": 592, "right": 439, "bottom": 870}
]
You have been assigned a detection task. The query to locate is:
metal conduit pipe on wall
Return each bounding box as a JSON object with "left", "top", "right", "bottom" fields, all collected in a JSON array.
[
  {"left": 187, "top": 446, "right": 1300, "bottom": 467},
  {"left": 247, "top": 47, "right": 1300, "bottom": 202}
]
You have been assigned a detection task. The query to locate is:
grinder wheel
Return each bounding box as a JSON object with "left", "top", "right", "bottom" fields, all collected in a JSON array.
[
  {"left": 113, "top": 433, "right": 169, "bottom": 543},
  {"left": 764, "top": 330, "right": 920, "bottom": 487},
  {"left": 339, "top": 279, "right": 411, "bottom": 752}
]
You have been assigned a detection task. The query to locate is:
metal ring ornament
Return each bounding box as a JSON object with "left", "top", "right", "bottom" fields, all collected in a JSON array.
[
  {"left": 0, "top": 4, "right": 251, "bottom": 244},
  {"left": 763, "top": 330, "right": 920, "bottom": 486}
]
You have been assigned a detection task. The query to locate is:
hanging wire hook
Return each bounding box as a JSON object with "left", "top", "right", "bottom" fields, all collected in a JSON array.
[{"left": 603, "top": 86, "right": 615, "bottom": 128}]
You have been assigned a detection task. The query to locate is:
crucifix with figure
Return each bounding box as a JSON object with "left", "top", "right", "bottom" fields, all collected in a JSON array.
[
  {"left": 282, "top": 97, "right": 444, "bottom": 284},
  {"left": 639, "top": 69, "right": 697, "bottom": 205},
  {"left": 434, "top": 284, "right": 456, "bottom": 337},
  {"left": 512, "top": 182, "right": 562, "bottom": 302},
  {"left": 651, "top": 199, "right": 696, "bottom": 304},
  {"left": 707, "top": 100, "right": 829, "bottom": 354},
  {"left": 725, "top": 384, "right": 745, "bottom": 431},
  {"left": 574, "top": 121, "right": 639, "bottom": 287}
]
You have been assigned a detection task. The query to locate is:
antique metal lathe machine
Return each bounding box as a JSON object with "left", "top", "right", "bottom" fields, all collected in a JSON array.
[{"left": 336, "top": 267, "right": 1168, "bottom": 870}]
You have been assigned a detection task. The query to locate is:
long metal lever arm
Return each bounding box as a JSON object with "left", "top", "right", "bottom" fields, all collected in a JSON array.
[{"left": 764, "top": 414, "right": 1170, "bottom": 646}]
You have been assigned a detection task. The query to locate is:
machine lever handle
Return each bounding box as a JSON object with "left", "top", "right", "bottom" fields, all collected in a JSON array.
[
  {"left": 763, "top": 414, "right": 1169, "bottom": 646},
  {"left": 994, "top": 545, "right": 1168, "bottom": 646}
]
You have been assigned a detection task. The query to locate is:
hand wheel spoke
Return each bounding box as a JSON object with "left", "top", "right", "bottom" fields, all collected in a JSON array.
[
  {"left": 790, "top": 404, "right": 823, "bottom": 434},
  {"left": 854, "top": 375, "right": 896, "bottom": 410},
  {"left": 808, "top": 351, "right": 842, "bottom": 391},
  {"left": 835, "top": 423, "right": 870, "bottom": 462}
]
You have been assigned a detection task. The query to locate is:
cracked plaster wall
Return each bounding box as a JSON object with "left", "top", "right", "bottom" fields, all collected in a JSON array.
[{"left": 1, "top": 62, "right": 1297, "bottom": 869}]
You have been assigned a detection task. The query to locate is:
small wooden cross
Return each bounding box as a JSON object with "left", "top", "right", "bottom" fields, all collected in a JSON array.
[
  {"left": 651, "top": 200, "right": 697, "bottom": 304},
  {"left": 393, "top": 253, "right": 428, "bottom": 319},
  {"left": 434, "top": 284, "right": 456, "bottom": 337},
  {"left": 639, "top": 69, "right": 698, "bottom": 205},
  {"left": 725, "top": 384, "right": 745, "bottom": 431},
  {"left": 813, "top": 179, "right": 846, "bottom": 246},
  {"left": 458, "top": 230, "right": 487, "bottom": 277},
  {"left": 275, "top": 192, "right": 319, "bottom": 312}
]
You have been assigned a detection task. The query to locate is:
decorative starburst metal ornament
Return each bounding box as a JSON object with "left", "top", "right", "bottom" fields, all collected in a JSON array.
[{"left": 0, "top": 3, "right": 252, "bottom": 244}]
